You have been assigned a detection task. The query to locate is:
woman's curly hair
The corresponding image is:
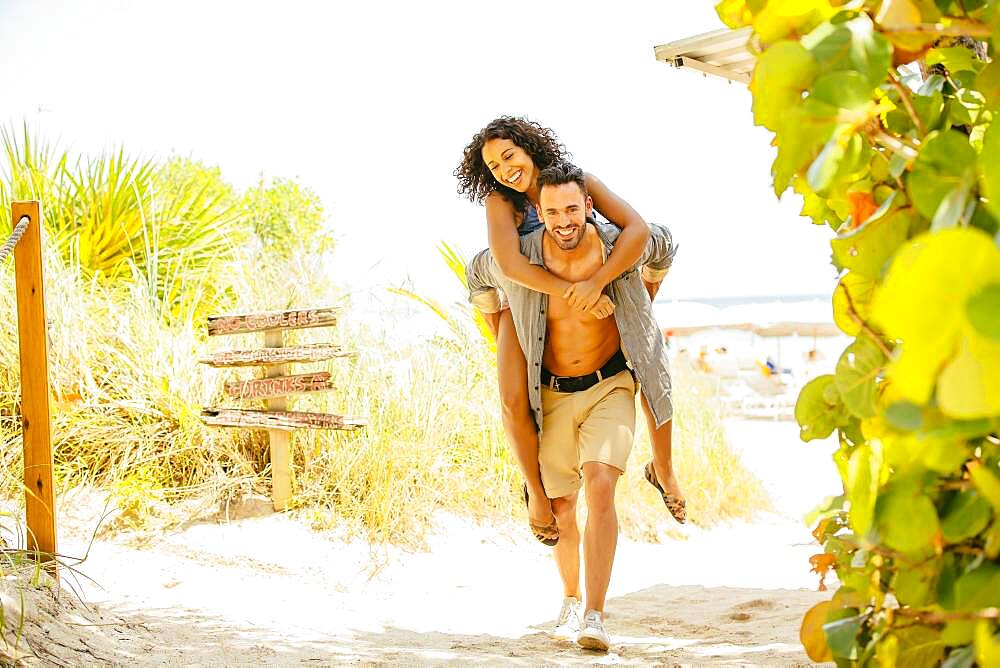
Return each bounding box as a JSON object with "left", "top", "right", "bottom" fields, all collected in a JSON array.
[{"left": 455, "top": 116, "right": 570, "bottom": 214}]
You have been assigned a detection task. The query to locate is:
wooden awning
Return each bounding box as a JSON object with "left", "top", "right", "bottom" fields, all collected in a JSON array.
[{"left": 653, "top": 27, "right": 754, "bottom": 85}]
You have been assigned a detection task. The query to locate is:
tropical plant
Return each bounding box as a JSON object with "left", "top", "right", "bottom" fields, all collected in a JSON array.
[
  {"left": 388, "top": 241, "right": 496, "bottom": 354},
  {"left": 716, "top": 0, "right": 1000, "bottom": 664},
  {"left": 241, "top": 175, "right": 333, "bottom": 259}
]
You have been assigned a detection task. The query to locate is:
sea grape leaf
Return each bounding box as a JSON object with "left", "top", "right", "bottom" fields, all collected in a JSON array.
[
  {"left": 835, "top": 336, "right": 885, "bottom": 418},
  {"left": 907, "top": 131, "right": 977, "bottom": 221}
]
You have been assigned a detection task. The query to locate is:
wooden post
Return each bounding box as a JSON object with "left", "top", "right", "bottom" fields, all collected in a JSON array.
[
  {"left": 264, "top": 330, "right": 293, "bottom": 511},
  {"left": 11, "top": 201, "right": 57, "bottom": 578}
]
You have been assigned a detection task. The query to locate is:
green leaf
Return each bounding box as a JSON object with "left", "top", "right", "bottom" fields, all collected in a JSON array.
[
  {"left": 796, "top": 375, "right": 847, "bottom": 441},
  {"left": 751, "top": 41, "right": 819, "bottom": 132},
  {"left": 969, "top": 462, "right": 1000, "bottom": 513},
  {"left": 967, "top": 283, "right": 1000, "bottom": 341},
  {"left": 916, "top": 437, "right": 969, "bottom": 474},
  {"left": 808, "top": 70, "right": 876, "bottom": 114},
  {"left": 976, "top": 60, "right": 1000, "bottom": 110},
  {"left": 808, "top": 133, "right": 848, "bottom": 193},
  {"left": 802, "top": 15, "right": 893, "bottom": 88},
  {"left": 846, "top": 443, "right": 880, "bottom": 535},
  {"left": 907, "top": 131, "right": 977, "bottom": 221},
  {"left": 981, "top": 122, "right": 1000, "bottom": 220},
  {"left": 835, "top": 336, "right": 885, "bottom": 418},
  {"left": 885, "top": 401, "right": 923, "bottom": 430},
  {"left": 773, "top": 108, "right": 835, "bottom": 195},
  {"left": 876, "top": 481, "right": 940, "bottom": 554},
  {"left": 954, "top": 563, "right": 1000, "bottom": 609},
  {"left": 943, "top": 620, "right": 976, "bottom": 646},
  {"left": 941, "top": 490, "right": 992, "bottom": 543},
  {"left": 894, "top": 559, "right": 940, "bottom": 606},
  {"left": 926, "top": 47, "right": 982, "bottom": 74},
  {"left": 938, "top": 554, "right": 959, "bottom": 609},
  {"left": 942, "top": 645, "right": 975, "bottom": 668},
  {"left": 912, "top": 90, "right": 946, "bottom": 132},
  {"left": 947, "top": 89, "right": 987, "bottom": 128},
  {"left": 894, "top": 624, "right": 947, "bottom": 668},
  {"left": 831, "top": 208, "right": 913, "bottom": 279},
  {"left": 930, "top": 177, "right": 975, "bottom": 232},
  {"left": 823, "top": 614, "right": 861, "bottom": 659}
]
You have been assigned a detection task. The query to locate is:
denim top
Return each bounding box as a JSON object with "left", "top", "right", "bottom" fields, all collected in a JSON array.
[{"left": 517, "top": 204, "right": 544, "bottom": 237}]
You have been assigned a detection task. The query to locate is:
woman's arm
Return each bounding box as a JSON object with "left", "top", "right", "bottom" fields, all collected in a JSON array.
[
  {"left": 563, "top": 173, "right": 652, "bottom": 310},
  {"left": 485, "top": 192, "right": 571, "bottom": 297}
]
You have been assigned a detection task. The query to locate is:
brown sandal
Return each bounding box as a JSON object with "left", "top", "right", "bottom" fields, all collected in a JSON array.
[
  {"left": 644, "top": 462, "right": 687, "bottom": 524},
  {"left": 523, "top": 483, "right": 559, "bottom": 546}
]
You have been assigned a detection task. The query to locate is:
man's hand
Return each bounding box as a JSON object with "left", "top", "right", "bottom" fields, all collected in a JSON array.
[
  {"left": 587, "top": 295, "right": 616, "bottom": 319},
  {"left": 564, "top": 278, "right": 606, "bottom": 312}
]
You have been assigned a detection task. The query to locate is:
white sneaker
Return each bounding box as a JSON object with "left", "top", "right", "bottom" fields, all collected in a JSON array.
[
  {"left": 552, "top": 596, "right": 581, "bottom": 639},
  {"left": 577, "top": 608, "right": 611, "bottom": 652}
]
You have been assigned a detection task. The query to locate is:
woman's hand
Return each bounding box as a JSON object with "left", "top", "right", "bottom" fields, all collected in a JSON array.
[
  {"left": 588, "top": 295, "right": 616, "bottom": 319},
  {"left": 564, "top": 278, "right": 607, "bottom": 312}
]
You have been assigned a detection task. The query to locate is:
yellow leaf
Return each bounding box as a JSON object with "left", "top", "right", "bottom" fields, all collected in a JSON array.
[
  {"left": 969, "top": 461, "right": 1000, "bottom": 514},
  {"left": 872, "top": 229, "right": 1000, "bottom": 406},
  {"left": 716, "top": 0, "right": 754, "bottom": 28},
  {"left": 875, "top": 0, "right": 921, "bottom": 30},
  {"left": 800, "top": 600, "right": 835, "bottom": 662},
  {"left": 833, "top": 272, "right": 876, "bottom": 337},
  {"left": 938, "top": 334, "right": 1000, "bottom": 419},
  {"left": 754, "top": 0, "right": 837, "bottom": 44},
  {"left": 975, "top": 621, "right": 1000, "bottom": 667}
]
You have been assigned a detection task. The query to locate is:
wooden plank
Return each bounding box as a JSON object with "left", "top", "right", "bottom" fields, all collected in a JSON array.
[
  {"left": 207, "top": 307, "right": 340, "bottom": 336},
  {"left": 263, "top": 330, "right": 292, "bottom": 512},
  {"left": 200, "top": 344, "right": 353, "bottom": 367},
  {"left": 200, "top": 408, "right": 368, "bottom": 431},
  {"left": 654, "top": 27, "right": 752, "bottom": 62},
  {"left": 225, "top": 372, "right": 334, "bottom": 400},
  {"left": 675, "top": 56, "right": 751, "bottom": 85},
  {"left": 12, "top": 201, "right": 57, "bottom": 580}
]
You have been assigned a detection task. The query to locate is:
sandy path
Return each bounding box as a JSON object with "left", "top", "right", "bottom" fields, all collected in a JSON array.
[{"left": 8, "top": 418, "right": 840, "bottom": 665}]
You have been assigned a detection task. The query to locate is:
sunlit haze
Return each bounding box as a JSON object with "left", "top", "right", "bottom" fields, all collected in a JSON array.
[{"left": 0, "top": 0, "right": 838, "bottom": 305}]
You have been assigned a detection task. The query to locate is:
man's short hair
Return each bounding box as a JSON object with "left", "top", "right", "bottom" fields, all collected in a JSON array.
[{"left": 536, "top": 162, "right": 588, "bottom": 197}]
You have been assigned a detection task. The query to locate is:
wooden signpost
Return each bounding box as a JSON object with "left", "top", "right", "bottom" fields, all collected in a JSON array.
[
  {"left": 200, "top": 307, "right": 365, "bottom": 511},
  {"left": 11, "top": 201, "right": 58, "bottom": 580}
]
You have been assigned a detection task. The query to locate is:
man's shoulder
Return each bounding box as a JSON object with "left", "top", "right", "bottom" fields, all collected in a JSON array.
[
  {"left": 593, "top": 219, "right": 622, "bottom": 245},
  {"left": 520, "top": 228, "right": 544, "bottom": 256}
]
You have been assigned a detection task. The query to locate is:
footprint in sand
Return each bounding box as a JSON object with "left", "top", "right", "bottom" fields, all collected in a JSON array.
[{"left": 728, "top": 598, "right": 779, "bottom": 621}]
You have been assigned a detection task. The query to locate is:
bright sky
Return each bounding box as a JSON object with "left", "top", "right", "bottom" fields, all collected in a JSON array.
[{"left": 0, "top": 0, "right": 838, "bottom": 305}]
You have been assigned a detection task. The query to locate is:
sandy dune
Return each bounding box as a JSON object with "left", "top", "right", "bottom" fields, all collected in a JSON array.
[{"left": 3, "top": 418, "right": 839, "bottom": 666}]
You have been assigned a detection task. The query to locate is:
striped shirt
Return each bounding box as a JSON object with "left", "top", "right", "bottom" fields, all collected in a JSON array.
[{"left": 466, "top": 221, "right": 677, "bottom": 433}]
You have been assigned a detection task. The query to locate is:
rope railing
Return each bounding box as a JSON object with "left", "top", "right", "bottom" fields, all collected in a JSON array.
[{"left": 0, "top": 215, "right": 30, "bottom": 265}]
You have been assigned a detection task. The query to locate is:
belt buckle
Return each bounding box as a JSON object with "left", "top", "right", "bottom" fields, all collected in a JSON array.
[{"left": 552, "top": 376, "right": 561, "bottom": 392}]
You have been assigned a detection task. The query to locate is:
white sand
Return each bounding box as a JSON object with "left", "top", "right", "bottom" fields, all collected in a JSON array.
[{"left": 3, "top": 418, "right": 840, "bottom": 665}]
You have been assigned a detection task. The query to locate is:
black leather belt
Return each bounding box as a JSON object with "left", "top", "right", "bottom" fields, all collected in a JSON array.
[{"left": 541, "top": 349, "right": 630, "bottom": 393}]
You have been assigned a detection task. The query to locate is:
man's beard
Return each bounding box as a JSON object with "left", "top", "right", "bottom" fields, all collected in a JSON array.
[{"left": 547, "top": 224, "right": 584, "bottom": 250}]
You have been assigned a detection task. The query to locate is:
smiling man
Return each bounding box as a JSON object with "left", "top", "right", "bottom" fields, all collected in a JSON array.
[{"left": 466, "top": 162, "right": 676, "bottom": 652}]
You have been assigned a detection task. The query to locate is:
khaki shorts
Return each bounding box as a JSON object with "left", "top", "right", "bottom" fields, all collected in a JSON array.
[{"left": 538, "top": 369, "right": 636, "bottom": 499}]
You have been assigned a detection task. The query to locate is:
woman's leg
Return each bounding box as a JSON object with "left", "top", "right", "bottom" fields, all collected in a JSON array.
[
  {"left": 496, "top": 309, "right": 556, "bottom": 534},
  {"left": 640, "top": 395, "right": 685, "bottom": 521}
]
